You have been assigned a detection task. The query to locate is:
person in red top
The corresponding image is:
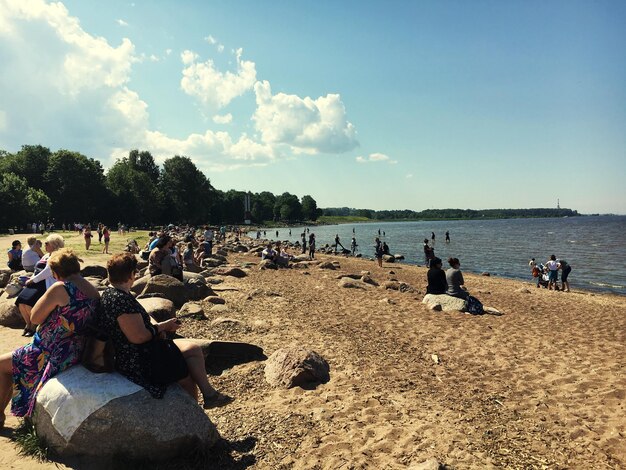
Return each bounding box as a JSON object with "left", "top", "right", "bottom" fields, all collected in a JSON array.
[{"left": 102, "top": 227, "right": 111, "bottom": 254}]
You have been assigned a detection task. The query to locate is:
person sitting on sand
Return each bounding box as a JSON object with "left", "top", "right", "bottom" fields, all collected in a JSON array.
[
  {"left": 446, "top": 257, "right": 469, "bottom": 300},
  {"left": 0, "top": 249, "right": 99, "bottom": 424},
  {"left": 7, "top": 240, "right": 23, "bottom": 271},
  {"left": 99, "top": 253, "right": 226, "bottom": 408},
  {"left": 426, "top": 257, "right": 447, "bottom": 294},
  {"left": 262, "top": 243, "right": 278, "bottom": 262}
]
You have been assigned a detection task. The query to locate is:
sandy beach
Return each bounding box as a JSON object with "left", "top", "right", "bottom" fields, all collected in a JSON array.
[{"left": 1, "top": 244, "right": 625, "bottom": 469}]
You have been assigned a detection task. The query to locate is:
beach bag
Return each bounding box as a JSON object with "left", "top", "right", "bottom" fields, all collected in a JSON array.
[
  {"left": 143, "top": 339, "right": 189, "bottom": 385},
  {"left": 4, "top": 280, "right": 23, "bottom": 297},
  {"left": 466, "top": 295, "right": 484, "bottom": 315}
]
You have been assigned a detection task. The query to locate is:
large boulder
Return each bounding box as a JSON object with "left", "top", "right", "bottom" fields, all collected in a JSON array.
[
  {"left": 185, "top": 278, "right": 215, "bottom": 301},
  {"left": 137, "top": 297, "right": 176, "bottom": 322},
  {"left": 131, "top": 274, "right": 151, "bottom": 295},
  {"left": 213, "top": 267, "right": 247, "bottom": 278},
  {"left": 338, "top": 278, "right": 366, "bottom": 289},
  {"left": 292, "top": 254, "right": 310, "bottom": 263},
  {"left": 0, "top": 269, "right": 12, "bottom": 288},
  {"left": 201, "top": 258, "right": 225, "bottom": 268},
  {"left": 264, "top": 347, "right": 330, "bottom": 389},
  {"left": 33, "top": 367, "right": 219, "bottom": 460},
  {"left": 422, "top": 294, "right": 467, "bottom": 312},
  {"left": 258, "top": 259, "right": 278, "bottom": 270},
  {"left": 318, "top": 261, "right": 337, "bottom": 270},
  {"left": 80, "top": 265, "right": 108, "bottom": 279},
  {"left": 382, "top": 254, "right": 396, "bottom": 263},
  {"left": 0, "top": 293, "right": 23, "bottom": 328},
  {"left": 141, "top": 275, "right": 188, "bottom": 307}
]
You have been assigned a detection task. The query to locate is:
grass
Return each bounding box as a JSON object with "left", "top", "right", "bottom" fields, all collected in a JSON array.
[
  {"left": 0, "top": 230, "right": 152, "bottom": 265},
  {"left": 316, "top": 215, "right": 372, "bottom": 224},
  {"left": 12, "top": 419, "right": 51, "bottom": 462}
]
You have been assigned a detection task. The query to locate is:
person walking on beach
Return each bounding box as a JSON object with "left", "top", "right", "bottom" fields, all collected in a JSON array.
[
  {"left": 102, "top": 227, "right": 111, "bottom": 254},
  {"left": 334, "top": 234, "right": 344, "bottom": 254},
  {"left": 445, "top": 231, "right": 450, "bottom": 243},
  {"left": 308, "top": 233, "right": 316, "bottom": 260},
  {"left": 351, "top": 237, "right": 358, "bottom": 256},
  {"left": 83, "top": 225, "right": 93, "bottom": 250},
  {"left": 375, "top": 237, "right": 383, "bottom": 267},
  {"left": 558, "top": 259, "right": 572, "bottom": 292}
]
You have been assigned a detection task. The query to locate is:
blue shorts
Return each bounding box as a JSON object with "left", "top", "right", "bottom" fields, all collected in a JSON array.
[{"left": 548, "top": 270, "right": 558, "bottom": 282}]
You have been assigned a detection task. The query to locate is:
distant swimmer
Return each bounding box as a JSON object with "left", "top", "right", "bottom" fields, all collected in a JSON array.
[
  {"left": 431, "top": 232, "right": 436, "bottom": 243},
  {"left": 445, "top": 231, "right": 450, "bottom": 243}
]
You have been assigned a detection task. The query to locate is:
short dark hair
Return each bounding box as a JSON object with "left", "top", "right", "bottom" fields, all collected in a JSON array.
[
  {"left": 12, "top": 240, "right": 21, "bottom": 249},
  {"left": 107, "top": 252, "right": 138, "bottom": 284},
  {"left": 448, "top": 257, "right": 460, "bottom": 267},
  {"left": 156, "top": 235, "right": 171, "bottom": 249}
]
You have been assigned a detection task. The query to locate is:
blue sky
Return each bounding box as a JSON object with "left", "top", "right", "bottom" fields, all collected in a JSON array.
[{"left": 0, "top": 0, "right": 624, "bottom": 213}]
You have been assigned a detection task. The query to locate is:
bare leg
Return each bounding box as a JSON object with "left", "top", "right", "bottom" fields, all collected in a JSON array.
[
  {"left": 0, "top": 352, "right": 14, "bottom": 426},
  {"left": 18, "top": 304, "right": 33, "bottom": 331},
  {"left": 173, "top": 339, "right": 217, "bottom": 401}
]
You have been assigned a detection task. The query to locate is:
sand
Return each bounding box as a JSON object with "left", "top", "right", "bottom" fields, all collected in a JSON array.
[{"left": 1, "top": 247, "right": 625, "bottom": 469}]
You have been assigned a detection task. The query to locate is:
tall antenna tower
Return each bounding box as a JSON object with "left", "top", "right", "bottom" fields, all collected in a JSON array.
[{"left": 557, "top": 198, "right": 560, "bottom": 209}]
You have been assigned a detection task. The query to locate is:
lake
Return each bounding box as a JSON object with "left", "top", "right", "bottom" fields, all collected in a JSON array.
[{"left": 261, "top": 215, "right": 626, "bottom": 296}]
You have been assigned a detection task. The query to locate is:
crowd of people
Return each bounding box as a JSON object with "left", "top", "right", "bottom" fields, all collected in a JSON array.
[{"left": 529, "top": 256, "right": 572, "bottom": 292}]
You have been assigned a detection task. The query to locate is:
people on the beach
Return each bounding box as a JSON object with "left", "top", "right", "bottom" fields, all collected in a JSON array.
[
  {"left": 15, "top": 234, "right": 65, "bottom": 336},
  {"left": 351, "top": 237, "right": 358, "bottom": 256},
  {"left": 261, "top": 243, "right": 278, "bottom": 262},
  {"left": 334, "top": 234, "right": 344, "bottom": 254},
  {"left": 375, "top": 237, "right": 383, "bottom": 267},
  {"left": 7, "top": 240, "right": 23, "bottom": 271},
  {"left": 558, "top": 259, "right": 571, "bottom": 292},
  {"left": 382, "top": 242, "right": 390, "bottom": 255},
  {"left": 102, "top": 226, "right": 111, "bottom": 254},
  {"left": 423, "top": 239, "right": 435, "bottom": 267},
  {"left": 100, "top": 253, "right": 224, "bottom": 408},
  {"left": 445, "top": 231, "right": 450, "bottom": 243},
  {"left": 22, "top": 237, "right": 43, "bottom": 272},
  {"left": 0, "top": 248, "right": 99, "bottom": 421},
  {"left": 308, "top": 233, "right": 316, "bottom": 260},
  {"left": 446, "top": 257, "right": 469, "bottom": 299},
  {"left": 426, "top": 257, "right": 447, "bottom": 294},
  {"left": 431, "top": 232, "right": 435, "bottom": 244},
  {"left": 83, "top": 225, "right": 93, "bottom": 250},
  {"left": 545, "top": 255, "right": 559, "bottom": 290}
]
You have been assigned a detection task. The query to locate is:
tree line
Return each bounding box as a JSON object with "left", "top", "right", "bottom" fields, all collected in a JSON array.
[
  {"left": 0, "top": 145, "right": 321, "bottom": 229},
  {"left": 322, "top": 207, "right": 580, "bottom": 220}
]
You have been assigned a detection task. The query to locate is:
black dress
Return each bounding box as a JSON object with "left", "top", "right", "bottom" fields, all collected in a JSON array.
[
  {"left": 99, "top": 287, "right": 167, "bottom": 398},
  {"left": 426, "top": 267, "right": 448, "bottom": 295}
]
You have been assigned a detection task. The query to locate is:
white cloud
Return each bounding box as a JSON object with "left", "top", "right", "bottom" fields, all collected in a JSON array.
[
  {"left": 213, "top": 113, "right": 232, "bottom": 124},
  {"left": 180, "top": 47, "right": 257, "bottom": 108},
  {"left": 165, "top": 48, "right": 172, "bottom": 56},
  {"left": 0, "top": 110, "right": 6, "bottom": 131},
  {"left": 253, "top": 80, "right": 358, "bottom": 154},
  {"left": 355, "top": 153, "right": 397, "bottom": 164},
  {"left": 116, "top": 19, "right": 128, "bottom": 27},
  {"left": 204, "top": 35, "right": 225, "bottom": 53},
  {"left": 406, "top": 173, "right": 413, "bottom": 178}
]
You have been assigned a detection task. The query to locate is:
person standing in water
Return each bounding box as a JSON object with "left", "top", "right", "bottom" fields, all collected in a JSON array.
[
  {"left": 445, "top": 231, "right": 450, "bottom": 243},
  {"left": 431, "top": 232, "right": 436, "bottom": 244}
]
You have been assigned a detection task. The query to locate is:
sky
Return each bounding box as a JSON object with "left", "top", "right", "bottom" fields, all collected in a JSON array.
[{"left": 0, "top": 0, "right": 624, "bottom": 214}]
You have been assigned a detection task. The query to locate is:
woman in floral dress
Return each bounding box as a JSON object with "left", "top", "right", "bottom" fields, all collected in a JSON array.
[{"left": 0, "top": 249, "right": 99, "bottom": 424}]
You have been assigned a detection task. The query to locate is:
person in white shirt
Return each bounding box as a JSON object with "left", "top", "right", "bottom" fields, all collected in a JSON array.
[
  {"left": 545, "top": 255, "right": 559, "bottom": 291},
  {"left": 21, "top": 237, "right": 44, "bottom": 272}
]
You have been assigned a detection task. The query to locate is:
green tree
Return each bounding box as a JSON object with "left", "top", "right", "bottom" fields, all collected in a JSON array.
[
  {"left": 274, "top": 192, "right": 302, "bottom": 222},
  {"left": 251, "top": 191, "right": 276, "bottom": 222},
  {"left": 127, "top": 149, "right": 160, "bottom": 184},
  {"left": 44, "top": 149, "right": 107, "bottom": 222},
  {"left": 301, "top": 195, "right": 319, "bottom": 221},
  {"left": 0, "top": 172, "right": 51, "bottom": 228},
  {"left": 159, "top": 156, "right": 214, "bottom": 224},
  {"left": 0, "top": 145, "right": 52, "bottom": 191}
]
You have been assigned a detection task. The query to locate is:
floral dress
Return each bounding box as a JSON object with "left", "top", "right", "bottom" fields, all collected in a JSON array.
[
  {"left": 99, "top": 287, "right": 167, "bottom": 398},
  {"left": 11, "top": 282, "right": 97, "bottom": 417}
]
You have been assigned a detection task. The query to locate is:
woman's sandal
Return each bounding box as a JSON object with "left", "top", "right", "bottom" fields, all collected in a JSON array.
[{"left": 202, "top": 392, "right": 232, "bottom": 409}]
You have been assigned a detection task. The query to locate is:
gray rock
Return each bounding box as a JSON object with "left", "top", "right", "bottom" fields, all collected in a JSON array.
[
  {"left": 185, "top": 278, "right": 215, "bottom": 301},
  {"left": 206, "top": 278, "right": 224, "bottom": 285},
  {"left": 318, "top": 261, "right": 336, "bottom": 270},
  {"left": 131, "top": 274, "right": 151, "bottom": 295},
  {"left": 360, "top": 275, "right": 379, "bottom": 286},
  {"left": 203, "top": 296, "right": 225, "bottom": 305},
  {"left": 210, "top": 305, "right": 229, "bottom": 314},
  {"left": 33, "top": 375, "right": 219, "bottom": 460},
  {"left": 211, "top": 316, "right": 238, "bottom": 326},
  {"left": 336, "top": 273, "right": 361, "bottom": 280},
  {"left": 481, "top": 272, "right": 491, "bottom": 276},
  {"left": 207, "top": 253, "right": 228, "bottom": 263},
  {"left": 394, "top": 254, "right": 405, "bottom": 261},
  {"left": 213, "top": 267, "right": 247, "bottom": 278},
  {"left": 80, "top": 264, "right": 108, "bottom": 279},
  {"left": 137, "top": 297, "right": 176, "bottom": 322},
  {"left": 292, "top": 254, "right": 310, "bottom": 263},
  {"left": 0, "top": 270, "right": 12, "bottom": 289},
  {"left": 422, "top": 294, "right": 467, "bottom": 312},
  {"left": 178, "top": 302, "right": 206, "bottom": 319},
  {"left": 202, "top": 258, "right": 225, "bottom": 268},
  {"left": 382, "top": 280, "right": 401, "bottom": 290},
  {"left": 264, "top": 347, "right": 330, "bottom": 389},
  {"left": 232, "top": 245, "right": 249, "bottom": 253},
  {"left": 382, "top": 254, "right": 395, "bottom": 263},
  {"left": 141, "top": 275, "right": 188, "bottom": 308},
  {"left": 215, "top": 249, "right": 228, "bottom": 257},
  {"left": 338, "top": 278, "right": 366, "bottom": 289},
  {"left": 0, "top": 293, "right": 23, "bottom": 328}
]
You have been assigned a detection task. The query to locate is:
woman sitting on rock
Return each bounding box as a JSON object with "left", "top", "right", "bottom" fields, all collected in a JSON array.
[
  {"left": 15, "top": 234, "right": 65, "bottom": 337},
  {"left": 426, "top": 257, "right": 447, "bottom": 295},
  {"left": 445, "top": 257, "right": 469, "bottom": 300},
  {"left": 0, "top": 249, "right": 99, "bottom": 424},
  {"left": 7, "top": 240, "right": 23, "bottom": 271},
  {"left": 22, "top": 237, "right": 44, "bottom": 272},
  {"left": 100, "top": 253, "right": 225, "bottom": 408}
]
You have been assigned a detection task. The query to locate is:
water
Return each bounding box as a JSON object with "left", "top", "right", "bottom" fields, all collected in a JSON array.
[{"left": 263, "top": 215, "right": 626, "bottom": 296}]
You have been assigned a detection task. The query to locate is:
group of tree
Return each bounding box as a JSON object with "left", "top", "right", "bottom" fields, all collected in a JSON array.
[
  {"left": 322, "top": 207, "right": 579, "bottom": 220},
  {"left": 0, "top": 145, "right": 321, "bottom": 229}
]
